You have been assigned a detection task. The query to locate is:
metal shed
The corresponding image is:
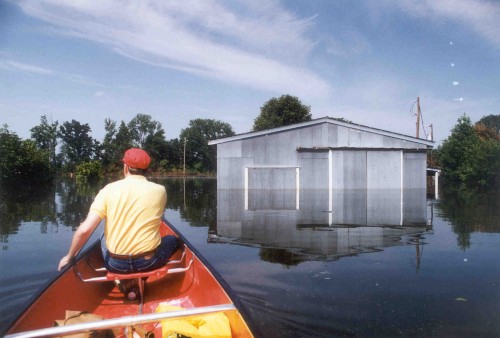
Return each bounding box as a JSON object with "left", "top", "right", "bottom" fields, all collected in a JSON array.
[{"left": 208, "top": 117, "right": 434, "bottom": 192}]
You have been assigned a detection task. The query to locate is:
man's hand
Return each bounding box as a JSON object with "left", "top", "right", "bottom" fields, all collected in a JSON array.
[
  {"left": 58, "top": 255, "right": 74, "bottom": 271},
  {"left": 58, "top": 212, "right": 102, "bottom": 271}
]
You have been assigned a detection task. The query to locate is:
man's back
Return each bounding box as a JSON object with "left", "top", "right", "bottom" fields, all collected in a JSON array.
[{"left": 90, "top": 175, "right": 167, "bottom": 255}]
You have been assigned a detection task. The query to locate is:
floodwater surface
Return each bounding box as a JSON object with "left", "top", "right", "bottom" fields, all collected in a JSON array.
[{"left": 0, "top": 178, "right": 498, "bottom": 337}]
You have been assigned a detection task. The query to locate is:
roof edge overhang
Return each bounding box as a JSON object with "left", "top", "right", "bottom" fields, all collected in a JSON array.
[
  {"left": 297, "top": 147, "right": 430, "bottom": 152},
  {"left": 208, "top": 117, "right": 435, "bottom": 148}
]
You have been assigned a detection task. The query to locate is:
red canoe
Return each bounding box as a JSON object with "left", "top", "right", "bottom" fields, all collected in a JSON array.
[{"left": 5, "top": 218, "right": 255, "bottom": 338}]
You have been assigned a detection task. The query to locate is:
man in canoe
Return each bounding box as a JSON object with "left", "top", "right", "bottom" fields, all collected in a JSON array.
[{"left": 58, "top": 148, "right": 178, "bottom": 273}]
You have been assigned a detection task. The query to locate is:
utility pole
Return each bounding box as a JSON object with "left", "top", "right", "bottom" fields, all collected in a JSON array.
[
  {"left": 183, "top": 138, "right": 187, "bottom": 176},
  {"left": 416, "top": 97, "right": 421, "bottom": 139},
  {"left": 428, "top": 124, "right": 433, "bottom": 141}
]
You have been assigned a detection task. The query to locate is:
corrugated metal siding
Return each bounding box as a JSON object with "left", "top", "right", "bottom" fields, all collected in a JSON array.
[
  {"left": 248, "top": 168, "right": 297, "bottom": 190},
  {"left": 216, "top": 122, "right": 428, "bottom": 190},
  {"left": 300, "top": 152, "right": 329, "bottom": 189},
  {"left": 403, "top": 152, "right": 426, "bottom": 189},
  {"left": 332, "top": 150, "right": 367, "bottom": 190},
  {"left": 367, "top": 151, "right": 401, "bottom": 189},
  {"left": 402, "top": 153, "right": 427, "bottom": 224}
]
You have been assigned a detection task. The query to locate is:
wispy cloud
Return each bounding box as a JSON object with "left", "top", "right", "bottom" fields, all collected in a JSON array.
[
  {"left": 0, "top": 57, "right": 105, "bottom": 88},
  {"left": 17, "top": 0, "right": 331, "bottom": 98},
  {"left": 4, "top": 60, "right": 53, "bottom": 74},
  {"left": 393, "top": 0, "right": 500, "bottom": 49}
]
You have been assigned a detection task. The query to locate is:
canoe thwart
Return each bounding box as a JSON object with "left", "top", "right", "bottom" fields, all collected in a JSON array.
[{"left": 75, "top": 244, "right": 192, "bottom": 283}]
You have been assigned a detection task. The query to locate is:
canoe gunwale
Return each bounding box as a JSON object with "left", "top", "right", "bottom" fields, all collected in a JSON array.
[
  {"left": 4, "top": 304, "right": 238, "bottom": 338},
  {"left": 5, "top": 217, "right": 258, "bottom": 337},
  {"left": 2, "top": 229, "right": 104, "bottom": 337},
  {"left": 162, "top": 217, "right": 261, "bottom": 337}
]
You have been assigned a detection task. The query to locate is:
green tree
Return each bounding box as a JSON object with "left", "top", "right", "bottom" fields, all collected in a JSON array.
[
  {"left": 477, "top": 114, "right": 500, "bottom": 134},
  {"left": 180, "top": 119, "right": 235, "bottom": 172},
  {"left": 0, "top": 125, "right": 54, "bottom": 186},
  {"left": 58, "top": 120, "right": 96, "bottom": 172},
  {"left": 76, "top": 160, "right": 103, "bottom": 182},
  {"left": 128, "top": 114, "right": 163, "bottom": 148},
  {"left": 144, "top": 127, "right": 169, "bottom": 170},
  {"left": 30, "top": 115, "right": 59, "bottom": 167},
  {"left": 101, "top": 118, "right": 120, "bottom": 168},
  {"left": 437, "top": 114, "right": 500, "bottom": 188},
  {"left": 253, "top": 94, "right": 312, "bottom": 131},
  {"left": 162, "top": 138, "right": 183, "bottom": 172},
  {"left": 115, "top": 121, "right": 134, "bottom": 157}
]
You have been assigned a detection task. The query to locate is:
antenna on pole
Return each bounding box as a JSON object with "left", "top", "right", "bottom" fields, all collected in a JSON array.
[{"left": 416, "top": 97, "right": 421, "bottom": 138}]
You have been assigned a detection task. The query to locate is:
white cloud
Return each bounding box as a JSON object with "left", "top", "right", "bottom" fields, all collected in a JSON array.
[
  {"left": 0, "top": 56, "right": 105, "bottom": 87},
  {"left": 17, "top": 0, "right": 330, "bottom": 98},
  {"left": 3, "top": 60, "right": 53, "bottom": 74},
  {"left": 394, "top": 0, "right": 500, "bottom": 49}
]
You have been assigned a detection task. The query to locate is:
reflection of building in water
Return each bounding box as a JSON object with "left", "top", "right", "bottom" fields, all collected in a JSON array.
[{"left": 213, "top": 189, "right": 432, "bottom": 263}]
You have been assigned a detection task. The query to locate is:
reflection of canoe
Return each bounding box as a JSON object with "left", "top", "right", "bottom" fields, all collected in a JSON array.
[{"left": 6, "top": 218, "right": 254, "bottom": 337}]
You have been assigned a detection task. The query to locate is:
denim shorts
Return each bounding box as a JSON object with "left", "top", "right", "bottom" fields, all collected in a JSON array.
[{"left": 101, "top": 234, "right": 179, "bottom": 273}]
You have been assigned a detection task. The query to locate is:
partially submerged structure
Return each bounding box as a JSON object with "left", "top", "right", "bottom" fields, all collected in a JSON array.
[
  {"left": 208, "top": 117, "right": 434, "bottom": 191},
  {"left": 208, "top": 117, "right": 435, "bottom": 257}
]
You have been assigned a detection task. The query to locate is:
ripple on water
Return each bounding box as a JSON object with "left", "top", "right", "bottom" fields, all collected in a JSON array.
[{"left": 0, "top": 271, "right": 55, "bottom": 332}]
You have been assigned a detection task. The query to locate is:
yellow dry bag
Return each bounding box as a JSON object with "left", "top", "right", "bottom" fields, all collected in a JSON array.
[{"left": 156, "top": 304, "right": 232, "bottom": 338}]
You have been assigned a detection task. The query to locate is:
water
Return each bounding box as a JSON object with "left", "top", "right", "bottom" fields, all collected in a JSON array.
[{"left": 0, "top": 178, "right": 499, "bottom": 337}]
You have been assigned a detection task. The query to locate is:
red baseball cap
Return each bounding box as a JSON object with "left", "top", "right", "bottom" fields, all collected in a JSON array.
[{"left": 122, "top": 148, "right": 151, "bottom": 169}]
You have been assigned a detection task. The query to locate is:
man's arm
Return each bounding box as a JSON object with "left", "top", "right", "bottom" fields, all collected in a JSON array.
[{"left": 58, "top": 212, "right": 102, "bottom": 271}]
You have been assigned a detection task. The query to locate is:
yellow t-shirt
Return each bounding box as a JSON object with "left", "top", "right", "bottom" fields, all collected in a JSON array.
[{"left": 90, "top": 175, "right": 167, "bottom": 255}]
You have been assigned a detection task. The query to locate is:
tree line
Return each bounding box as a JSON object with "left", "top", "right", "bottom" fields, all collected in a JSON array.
[
  {"left": 0, "top": 95, "right": 311, "bottom": 186},
  {"left": 1, "top": 114, "right": 236, "bottom": 185},
  {"left": 1, "top": 94, "right": 498, "bottom": 190}
]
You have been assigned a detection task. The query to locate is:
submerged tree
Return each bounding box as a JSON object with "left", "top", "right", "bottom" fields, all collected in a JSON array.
[
  {"left": 0, "top": 125, "right": 54, "bottom": 186},
  {"left": 437, "top": 114, "right": 500, "bottom": 188},
  {"left": 58, "top": 120, "right": 96, "bottom": 172},
  {"left": 180, "top": 119, "right": 235, "bottom": 172},
  {"left": 30, "top": 115, "right": 59, "bottom": 168},
  {"left": 253, "top": 95, "right": 312, "bottom": 131}
]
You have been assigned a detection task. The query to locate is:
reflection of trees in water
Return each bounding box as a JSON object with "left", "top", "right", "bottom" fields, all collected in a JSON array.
[
  {"left": 1, "top": 177, "right": 214, "bottom": 249},
  {"left": 56, "top": 179, "right": 101, "bottom": 230},
  {"left": 161, "top": 178, "right": 217, "bottom": 228},
  {"left": 0, "top": 182, "right": 56, "bottom": 249},
  {"left": 438, "top": 187, "right": 500, "bottom": 250},
  {"left": 0, "top": 178, "right": 103, "bottom": 249}
]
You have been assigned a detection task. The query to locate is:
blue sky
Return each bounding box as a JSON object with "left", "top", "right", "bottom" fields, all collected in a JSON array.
[{"left": 1, "top": 0, "right": 499, "bottom": 145}]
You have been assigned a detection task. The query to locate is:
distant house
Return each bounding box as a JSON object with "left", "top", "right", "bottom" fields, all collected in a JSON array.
[{"left": 208, "top": 117, "right": 434, "bottom": 191}]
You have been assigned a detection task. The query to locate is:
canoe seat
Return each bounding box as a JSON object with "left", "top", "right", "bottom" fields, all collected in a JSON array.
[{"left": 75, "top": 244, "right": 193, "bottom": 310}]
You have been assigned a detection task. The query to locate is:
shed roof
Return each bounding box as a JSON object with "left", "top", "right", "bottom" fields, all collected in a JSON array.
[{"left": 208, "top": 116, "right": 434, "bottom": 147}]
